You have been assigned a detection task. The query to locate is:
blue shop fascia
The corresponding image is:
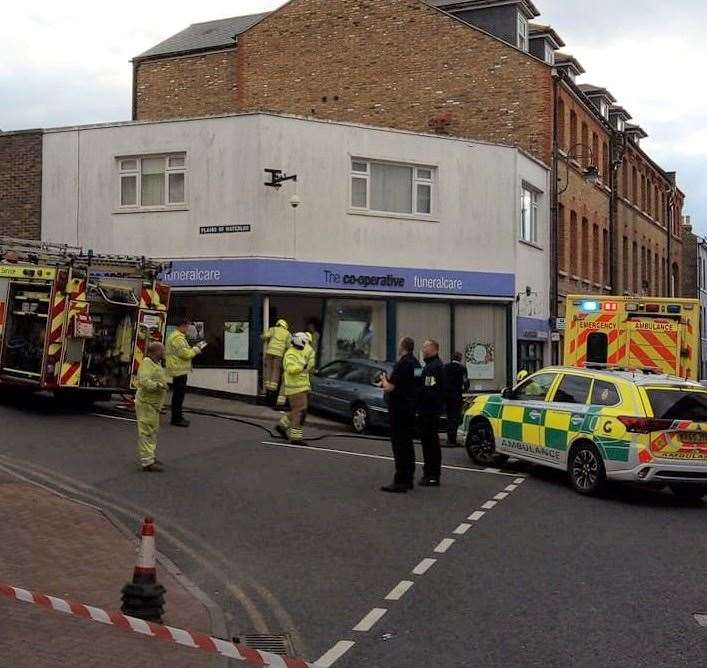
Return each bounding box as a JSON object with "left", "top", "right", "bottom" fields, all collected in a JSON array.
[{"left": 161, "top": 257, "right": 549, "bottom": 395}]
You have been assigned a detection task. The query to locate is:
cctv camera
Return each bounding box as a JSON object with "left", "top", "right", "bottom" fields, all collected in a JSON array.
[{"left": 289, "top": 194, "right": 302, "bottom": 208}]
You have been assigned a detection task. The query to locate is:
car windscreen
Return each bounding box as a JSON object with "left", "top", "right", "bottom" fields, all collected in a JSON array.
[{"left": 646, "top": 389, "right": 707, "bottom": 421}]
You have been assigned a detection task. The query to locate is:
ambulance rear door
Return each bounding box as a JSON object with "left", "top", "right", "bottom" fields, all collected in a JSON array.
[{"left": 626, "top": 318, "right": 680, "bottom": 376}]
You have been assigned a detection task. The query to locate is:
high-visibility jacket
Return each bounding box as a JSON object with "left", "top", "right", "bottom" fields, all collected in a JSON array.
[
  {"left": 283, "top": 346, "right": 311, "bottom": 396},
  {"left": 135, "top": 357, "right": 168, "bottom": 408},
  {"left": 166, "top": 329, "right": 199, "bottom": 378},
  {"left": 263, "top": 325, "right": 291, "bottom": 358},
  {"left": 303, "top": 343, "right": 316, "bottom": 372}
]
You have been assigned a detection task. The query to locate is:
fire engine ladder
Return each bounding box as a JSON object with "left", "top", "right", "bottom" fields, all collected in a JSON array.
[{"left": 0, "top": 236, "right": 169, "bottom": 277}]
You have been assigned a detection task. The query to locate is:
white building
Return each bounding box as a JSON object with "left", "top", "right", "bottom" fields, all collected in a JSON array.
[{"left": 41, "top": 112, "right": 550, "bottom": 396}]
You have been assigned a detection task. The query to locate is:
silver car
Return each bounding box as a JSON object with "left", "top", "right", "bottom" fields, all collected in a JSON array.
[{"left": 310, "top": 359, "right": 392, "bottom": 433}]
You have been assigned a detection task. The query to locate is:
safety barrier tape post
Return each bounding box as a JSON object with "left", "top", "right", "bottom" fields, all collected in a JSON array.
[{"left": 0, "top": 582, "right": 317, "bottom": 668}]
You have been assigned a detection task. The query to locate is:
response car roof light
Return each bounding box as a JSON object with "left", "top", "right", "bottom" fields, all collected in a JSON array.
[{"left": 618, "top": 416, "right": 673, "bottom": 434}]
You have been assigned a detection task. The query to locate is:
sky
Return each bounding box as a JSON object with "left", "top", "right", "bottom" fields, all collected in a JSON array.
[{"left": 1, "top": 0, "right": 705, "bottom": 231}]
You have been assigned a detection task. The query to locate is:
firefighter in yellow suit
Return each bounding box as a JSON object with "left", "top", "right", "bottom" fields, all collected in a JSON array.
[
  {"left": 135, "top": 342, "right": 169, "bottom": 473},
  {"left": 262, "top": 319, "right": 291, "bottom": 405},
  {"left": 276, "top": 332, "right": 311, "bottom": 445},
  {"left": 275, "top": 330, "right": 316, "bottom": 410}
]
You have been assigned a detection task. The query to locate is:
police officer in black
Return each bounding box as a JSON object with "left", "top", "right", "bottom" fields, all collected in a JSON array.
[
  {"left": 380, "top": 337, "right": 421, "bottom": 494},
  {"left": 418, "top": 339, "right": 446, "bottom": 486},
  {"left": 443, "top": 351, "right": 470, "bottom": 447}
]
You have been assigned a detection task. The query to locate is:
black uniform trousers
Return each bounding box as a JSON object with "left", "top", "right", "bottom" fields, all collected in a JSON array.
[
  {"left": 419, "top": 412, "right": 442, "bottom": 480},
  {"left": 389, "top": 407, "right": 416, "bottom": 485},
  {"left": 446, "top": 396, "right": 463, "bottom": 445},
  {"left": 171, "top": 374, "right": 188, "bottom": 423}
]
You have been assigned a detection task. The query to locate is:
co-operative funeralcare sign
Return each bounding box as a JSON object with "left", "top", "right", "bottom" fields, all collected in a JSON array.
[{"left": 163, "top": 258, "right": 514, "bottom": 298}]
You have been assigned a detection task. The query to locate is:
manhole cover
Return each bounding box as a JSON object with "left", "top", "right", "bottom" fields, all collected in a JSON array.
[{"left": 235, "top": 633, "right": 295, "bottom": 656}]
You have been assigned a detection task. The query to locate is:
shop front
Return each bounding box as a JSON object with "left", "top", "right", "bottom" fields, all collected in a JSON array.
[{"left": 162, "top": 258, "right": 517, "bottom": 396}]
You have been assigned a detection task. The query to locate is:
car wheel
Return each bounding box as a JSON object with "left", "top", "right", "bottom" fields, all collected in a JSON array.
[
  {"left": 465, "top": 420, "right": 508, "bottom": 467},
  {"left": 669, "top": 484, "right": 707, "bottom": 502},
  {"left": 351, "top": 404, "right": 370, "bottom": 434},
  {"left": 568, "top": 441, "right": 606, "bottom": 496}
]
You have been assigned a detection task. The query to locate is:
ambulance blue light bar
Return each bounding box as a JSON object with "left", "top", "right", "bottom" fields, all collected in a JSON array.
[{"left": 581, "top": 301, "right": 600, "bottom": 312}]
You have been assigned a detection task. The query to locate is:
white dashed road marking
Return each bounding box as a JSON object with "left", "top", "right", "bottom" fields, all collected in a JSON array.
[
  {"left": 481, "top": 500, "right": 497, "bottom": 510},
  {"left": 505, "top": 484, "right": 518, "bottom": 492},
  {"left": 468, "top": 511, "right": 486, "bottom": 521},
  {"left": 385, "top": 581, "right": 414, "bottom": 601},
  {"left": 317, "top": 641, "right": 356, "bottom": 667},
  {"left": 413, "top": 558, "right": 437, "bottom": 575},
  {"left": 353, "top": 608, "right": 387, "bottom": 632},
  {"left": 514, "top": 478, "right": 526, "bottom": 484},
  {"left": 494, "top": 492, "right": 508, "bottom": 500},
  {"left": 434, "top": 538, "right": 456, "bottom": 554},
  {"left": 695, "top": 614, "right": 707, "bottom": 627},
  {"left": 453, "top": 523, "right": 472, "bottom": 535}
]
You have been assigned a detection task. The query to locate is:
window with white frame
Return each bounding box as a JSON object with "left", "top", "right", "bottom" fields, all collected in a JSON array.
[
  {"left": 517, "top": 14, "right": 529, "bottom": 51},
  {"left": 350, "top": 159, "right": 435, "bottom": 217},
  {"left": 520, "top": 186, "right": 540, "bottom": 244},
  {"left": 599, "top": 100, "right": 609, "bottom": 119},
  {"left": 544, "top": 44, "right": 555, "bottom": 64},
  {"left": 118, "top": 154, "right": 187, "bottom": 209}
]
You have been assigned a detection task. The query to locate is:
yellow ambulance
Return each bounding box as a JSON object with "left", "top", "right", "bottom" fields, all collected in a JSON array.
[{"left": 563, "top": 296, "right": 700, "bottom": 381}]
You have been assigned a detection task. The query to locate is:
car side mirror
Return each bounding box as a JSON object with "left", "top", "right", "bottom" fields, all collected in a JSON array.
[{"left": 501, "top": 387, "right": 514, "bottom": 400}]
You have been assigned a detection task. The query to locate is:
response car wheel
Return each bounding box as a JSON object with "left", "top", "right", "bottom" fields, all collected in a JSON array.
[
  {"left": 351, "top": 404, "right": 370, "bottom": 434},
  {"left": 568, "top": 441, "right": 606, "bottom": 496},
  {"left": 669, "top": 484, "right": 707, "bottom": 502},
  {"left": 466, "top": 420, "right": 508, "bottom": 467}
]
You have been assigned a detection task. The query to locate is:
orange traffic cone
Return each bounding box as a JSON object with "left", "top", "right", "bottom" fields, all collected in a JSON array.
[{"left": 120, "top": 517, "right": 166, "bottom": 622}]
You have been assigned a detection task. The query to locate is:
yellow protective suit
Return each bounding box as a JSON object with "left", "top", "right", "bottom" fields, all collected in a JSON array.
[
  {"left": 135, "top": 357, "right": 168, "bottom": 467},
  {"left": 278, "top": 346, "right": 311, "bottom": 442}
]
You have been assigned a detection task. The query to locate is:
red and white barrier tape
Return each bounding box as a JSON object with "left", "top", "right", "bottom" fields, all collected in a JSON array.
[{"left": 0, "top": 582, "right": 316, "bottom": 667}]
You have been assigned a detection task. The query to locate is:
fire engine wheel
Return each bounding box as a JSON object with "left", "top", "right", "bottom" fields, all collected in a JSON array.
[
  {"left": 466, "top": 420, "right": 509, "bottom": 467},
  {"left": 568, "top": 441, "right": 606, "bottom": 496},
  {"left": 668, "top": 484, "right": 707, "bottom": 502}
]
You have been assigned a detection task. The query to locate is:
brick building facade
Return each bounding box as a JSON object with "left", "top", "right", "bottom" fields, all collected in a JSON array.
[
  {"left": 0, "top": 130, "right": 43, "bottom": 240},
  {"left": 130, "top": 1, "right": 685, "bottom": 342}
]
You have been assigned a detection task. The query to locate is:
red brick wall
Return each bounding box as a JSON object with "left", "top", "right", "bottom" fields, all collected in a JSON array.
[
  {"left": 236, "top": 0, "right": 554, "bottom": 163},
  {"left": 0, "top": 130, "right": 43, "bottom": 240},
  {"left": 135, "top": 49, "right": 238, "bottom": 121}
]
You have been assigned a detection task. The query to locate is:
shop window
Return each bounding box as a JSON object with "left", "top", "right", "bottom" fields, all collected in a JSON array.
[
  {"left": 518, "top": 341, "right": 544, "bottom": 375},
  {"left": 350, "top": 159, "right": 435, "bottom": 217},
  {"left": 455, "top": 304, "right": 507, "bottom": 391},
  {"left": 396, "top": 301, "right": 450, "bottom": 361},
  {"left": 321, "top": 299, "right": 387, "bottom": 365},
  {"left": 168, "top": 293, "right": 252, "bottom": 367},
  {"left": 118, "top": 154, "right": 186, "bottom": 210}
]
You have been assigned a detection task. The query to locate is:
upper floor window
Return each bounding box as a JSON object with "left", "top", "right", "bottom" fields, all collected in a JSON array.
[
  {"left": 351, "top": 159, "right": 435, "bottom": 217},
  {"left": 517, "top": 14, "right": 529, "bottom": 51},
  {"left": 520, "top": 185, "right": 540, "bottom": 245},
  {"left": 616, "top": 117, "right": 626, "bottom": 132},
  {"left": 544, "top": 44, "right": 555, "bottom": 64},
  {"left": 118, "top": 154, "right": 186, "bottom": 209},
  {"left": 599, "top": 100, "right": 609, "bottom": 119}
]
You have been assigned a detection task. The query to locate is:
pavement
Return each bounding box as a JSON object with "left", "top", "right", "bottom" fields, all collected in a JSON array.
[
  {"left": 1, "top": 391, "right": 707, "bottom": 666},
  {"left": 0, "top": 471, "right": 214, "bottom": 668}
]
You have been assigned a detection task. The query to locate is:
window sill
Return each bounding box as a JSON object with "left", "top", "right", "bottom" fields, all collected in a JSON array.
[
  {"left": 347, "top": 209, "right": 439, "bottom": 223},
  {"left": 114, "top": 205, "right": 189, "bottom": 215},
  {"left": 519, "top": 239, "right": 544, "bottom": 251}
]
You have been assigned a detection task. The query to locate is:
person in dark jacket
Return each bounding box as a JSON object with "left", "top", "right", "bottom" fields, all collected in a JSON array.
[
  {"left": 418, "top": 339, "right": 446, "bottom": 486},
  {"left": 380, "top": 337, "right": 421, "bottom": 494},
  {"left": 444, "top": 352, "right": 470, "bottom": 447}
]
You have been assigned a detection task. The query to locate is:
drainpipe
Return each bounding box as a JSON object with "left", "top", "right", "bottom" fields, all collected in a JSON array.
[{"left": 550, "top": 70, "right": 561, "bottom": 364}]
